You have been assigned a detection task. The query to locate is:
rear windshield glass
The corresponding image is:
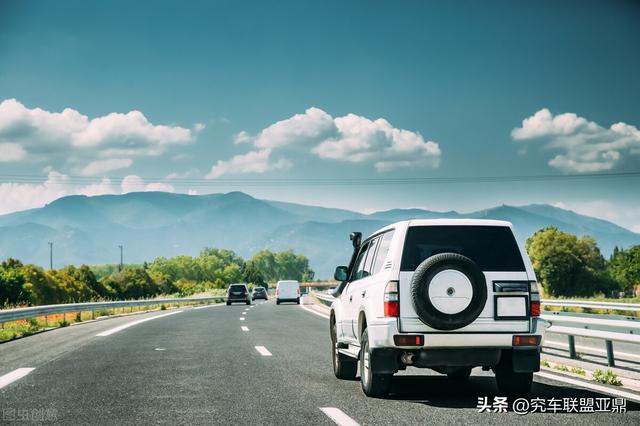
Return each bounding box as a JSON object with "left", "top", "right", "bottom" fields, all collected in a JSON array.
[
  {"left": 230, "top": 285, "right": 246, "bottom": 291},
  {"left": 400, "top": 226, "right": 525, "bottom": 272}
]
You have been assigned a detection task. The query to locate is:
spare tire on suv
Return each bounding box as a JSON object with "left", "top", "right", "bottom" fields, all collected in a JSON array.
[{"left": 410, "top": 253, "right": 487, "bottom": 331}]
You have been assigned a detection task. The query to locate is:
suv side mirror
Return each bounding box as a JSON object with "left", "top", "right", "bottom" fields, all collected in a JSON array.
[{"left": 334, "top": 266, "right": 348, "bottom": 281}]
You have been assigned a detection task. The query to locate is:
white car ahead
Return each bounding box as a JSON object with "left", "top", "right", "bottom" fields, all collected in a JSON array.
[
  {"left": 329, "top": 219, "right": 548, "bottom": 397},
  {"left": 276, "top": 280, "right": 300, "bottom": 305}
]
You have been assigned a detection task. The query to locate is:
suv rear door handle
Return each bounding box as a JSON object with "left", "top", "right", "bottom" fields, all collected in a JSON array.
[
  {"left": 349, "top": 295, "right": 353, "bottom": 302},
  {"left": 361, "top": 290, "right": 366, "bottom": 297}
]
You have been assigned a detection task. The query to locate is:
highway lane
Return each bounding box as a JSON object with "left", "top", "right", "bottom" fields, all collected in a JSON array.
[{"left": 0, "top": 300, "right": 638, "bottom": 425}]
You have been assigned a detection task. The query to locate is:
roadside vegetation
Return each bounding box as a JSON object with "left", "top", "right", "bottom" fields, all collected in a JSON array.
[
  {"left": 0, "top": 248, "right": 313, "bottom": 308},
  {"left": 527, "top": 227, "right": 640, "bottom": 299},
  {"left": 592, "top": 369, "right": 623, "bottom": 386}
]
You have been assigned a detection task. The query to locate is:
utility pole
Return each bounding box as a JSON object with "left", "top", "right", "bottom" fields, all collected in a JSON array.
[
  {"left": 48, "top": 242, "right": 53, "bottom": 270},
  {"left": 118, "top": 245, "right": 124, "bottom": 272}
]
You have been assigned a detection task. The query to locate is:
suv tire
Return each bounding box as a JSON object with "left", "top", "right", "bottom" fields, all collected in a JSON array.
[
  {"left": 410, "top": 253, "right": 487, "bottom": 331},
  {"left": 360, "top": 329, "right": 392, "bottom": 397},
  {"left": 330, "top": 317, "right": 357, "bottom": 380},
  {"left": 494, "top": 350, "right": 534, "bottom": 396}
]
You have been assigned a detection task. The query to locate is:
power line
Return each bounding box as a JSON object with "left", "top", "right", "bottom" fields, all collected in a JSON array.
[{"left": 0, "top": 171, "right": 639, "bottom": 187}]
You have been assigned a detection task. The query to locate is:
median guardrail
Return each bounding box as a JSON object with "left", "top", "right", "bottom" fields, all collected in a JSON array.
[
  {"left": 0, "top": 296, "right": 225, "bottom": 324},
  {"left": 311, "top": 292, "right": 640, "bottom": 368}
]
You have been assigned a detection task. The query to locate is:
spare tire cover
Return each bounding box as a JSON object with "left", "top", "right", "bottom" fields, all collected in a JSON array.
[{"left": 410, "top": 253, "right": 487, "bottom": 331}]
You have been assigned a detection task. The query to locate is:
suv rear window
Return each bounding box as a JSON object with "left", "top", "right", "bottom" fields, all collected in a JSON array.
[
  {"left": 400, "top": 225, "right": 525, "bottom": 272},
  {"left": 230, "top": 285, "right": 246, "bottom": 292}
]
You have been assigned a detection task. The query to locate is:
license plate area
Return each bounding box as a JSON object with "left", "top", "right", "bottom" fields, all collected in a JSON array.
[{"left": 494, "top": 295, "right": 528, "bottom": 320}]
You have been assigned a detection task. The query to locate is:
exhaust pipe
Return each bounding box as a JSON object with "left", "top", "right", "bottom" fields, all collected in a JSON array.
[{"left": 401, "top": 352, "right": 416, "bottom": 365}]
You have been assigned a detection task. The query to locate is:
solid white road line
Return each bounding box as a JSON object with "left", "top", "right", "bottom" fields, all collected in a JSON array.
[
  {"left": 241, "top": 326, "right": 249, "bottom": 331},
  {"left": 96, "top": 310, "right": 183, "bottom": 337},
  {"left": 300, "top": 304, "right": 330, "bottom": 320},
  {"left": 193, "top": 304, "right": 222, "bottom": 310},
  {"left": 535, "top": 371, "right": 640, "bottom": 403},
  {"left": 255, "top": 346, "right": 272, "bottom": 356},
  {"left": 320, "top": 407, "right": 360, "bottom": 426},
  {"left": 0, "top": 368, "right": 35, "bottom": 390}
]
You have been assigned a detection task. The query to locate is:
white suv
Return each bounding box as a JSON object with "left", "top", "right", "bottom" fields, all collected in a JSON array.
[{"left": 329, "top": 219, "right": 547, "bottom": 397}]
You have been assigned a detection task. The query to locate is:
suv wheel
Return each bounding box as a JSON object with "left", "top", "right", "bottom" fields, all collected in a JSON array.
[
  {"left": 360, "top": 329, "right": 392, "bottom": 397},
  {"left": 447, "top": 367, "right": 472, "bottom": 380},
  {"left": 330, "top": 317, "right": 357, "bottom": 380},
  {"left": 494, "top": 352, "right": 533, "bottom": 396}
]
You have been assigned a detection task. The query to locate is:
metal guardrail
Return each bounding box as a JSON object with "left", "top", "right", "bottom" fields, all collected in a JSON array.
[
  {"left": 541, "top": 299, "right": 640, "bottom": 312},
  {"left": 0, "top": 296, "right": 225, "bottom": 324},
  {"left": 311, "top": 292, "right": 640, "bottom": 367}
]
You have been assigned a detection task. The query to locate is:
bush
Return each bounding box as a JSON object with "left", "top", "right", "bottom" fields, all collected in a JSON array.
[
  {"left": 554, "top": 363, "right": 570, "bottom": 372},
  {"left": 592, "top": 369, "right": 622, "bottom": 386},
  {"left": 570, "top": 366, "right": 586, "bottom": 376}
]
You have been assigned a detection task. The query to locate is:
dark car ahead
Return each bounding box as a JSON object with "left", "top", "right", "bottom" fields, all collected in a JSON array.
[
  {"left": 226, "top": 283, "right": 251, "bottom": 305},
  {"left": 252, "top": 287, "right": 268, "bottom": 300}
]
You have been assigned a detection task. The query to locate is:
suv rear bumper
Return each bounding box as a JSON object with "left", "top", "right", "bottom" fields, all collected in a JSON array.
[{"left": 366, "top": 317, "right": 549, "bottom": 349}]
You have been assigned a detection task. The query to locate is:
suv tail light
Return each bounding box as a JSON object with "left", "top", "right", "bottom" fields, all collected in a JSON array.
[
  {"left": 513, "top": 335, "right": 541, "bottom": 346},
  {"left": 529, "top": 281, "right": 540, "bottom": 317},
  {"left": 384, "top": 280, "right": 399, "bottom": 317}
]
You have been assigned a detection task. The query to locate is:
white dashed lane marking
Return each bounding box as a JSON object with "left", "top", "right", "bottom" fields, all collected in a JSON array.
[
  {"left": 96, "top": 311, "right": 183, "bottom": 337},
  {"left": 255, "top": 346, "right": 272, "bottom": 356},
  {"left": 320, "top": 407, "right": 360, "bottom": 426},
  {"left": 0, "top": 368, "right": 35, "bottom": 390}
]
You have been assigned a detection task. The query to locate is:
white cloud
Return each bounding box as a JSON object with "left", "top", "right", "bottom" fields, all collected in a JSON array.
[
  {"left": 233, "top": 131, "right": 253, "bottom": 144},
  {"left": 313, "top": 113, "right": 441, "bottom": 171},
  {"left": 121, "top": 175, "right": 175, "bottom": 193},
  {"left": 0, "top": 172, "right": 115, "bottom": 215},
  {"left": 209, "top": 107, "right": 441, "bottom": 177},
  {"left": 81, "top": 158, "right": 133, "bottom": 176},
  {"left": 0, "top": 172, "right": 183, "bottom": 214},
  {"left": 0, "top": 98, "right": 201, "bottom": 165},
  {"left": 253, "top": 107, "right": 335, "bottom": 149},
  {"left": 0, "top": 143, "right": 27, "bottom": 161},
  {"left": 512, "top": 108, "right": 640, "bottom": 173},
  {"left": 206, "top": 149, "right": 292, "bottom": 178},
  {"left": 77, "top": 178, "right": 117, "bottom": 196}
]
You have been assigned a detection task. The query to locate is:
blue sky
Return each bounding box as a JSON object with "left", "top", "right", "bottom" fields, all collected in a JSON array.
[{"left": 0, "top": 0, "right": 639, "bottom": 230}]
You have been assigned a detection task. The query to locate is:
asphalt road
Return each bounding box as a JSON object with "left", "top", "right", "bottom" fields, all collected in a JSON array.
[{"left": 1, "top": 300, "right": 639, "bottom": 425}]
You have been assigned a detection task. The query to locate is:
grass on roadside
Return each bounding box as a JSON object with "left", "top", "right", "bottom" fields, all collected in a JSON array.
[
  {"left": 570, "top": 366, "right": 586, "bottom": 376},
  {"left": 592, "top": 369, "right": 623, "bottom": 386}
]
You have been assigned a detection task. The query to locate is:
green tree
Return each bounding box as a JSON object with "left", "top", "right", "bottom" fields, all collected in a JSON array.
[
  {"left": 243, "top": 261, "right": 267, "bottom": 288},
  {"left": 249, "top": 250, "right": 314, "bottom": 282},
  {"left": 0, "top": 259, "right": 27, "bottom": 307},
  {"left": 22, "top": 264, "right": 60, "bottom": 305},
  {"left": 607, "top": 245, "right": 640, "bottom": 292},
  {"left": 526, "top": 227, "right": 615, "bottom": 297},
  {"left": 101, "top": 268, "right": 159, "bottom": 300}
]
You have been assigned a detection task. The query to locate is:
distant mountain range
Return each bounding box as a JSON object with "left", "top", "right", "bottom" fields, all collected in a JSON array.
[{"left": 0, "top": 191, "right": 638, "bottom": 278}]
